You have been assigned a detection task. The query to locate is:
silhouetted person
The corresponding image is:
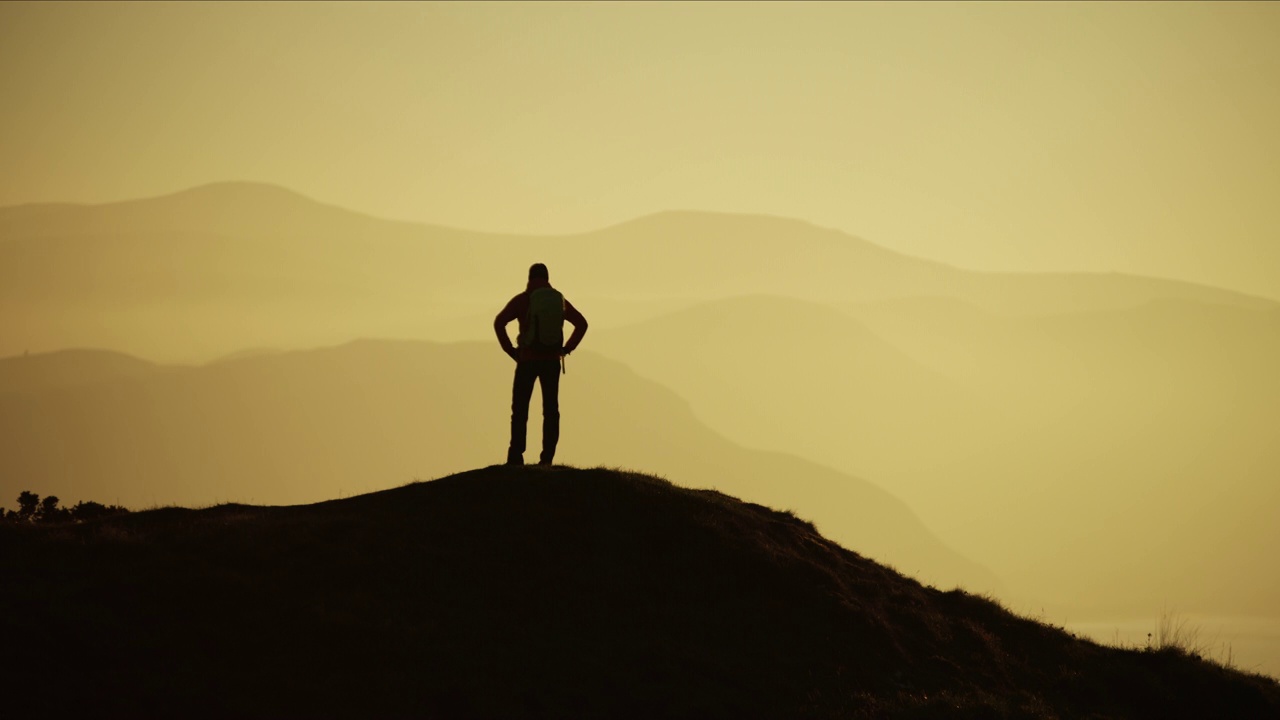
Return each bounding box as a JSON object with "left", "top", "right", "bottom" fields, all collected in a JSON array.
[{"left": 494, "top": 263, "right": 588, "bottom": 466}]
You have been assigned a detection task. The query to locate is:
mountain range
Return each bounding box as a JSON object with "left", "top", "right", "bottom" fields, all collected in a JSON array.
[
  {"left": 0, "top": 341, "right": 996, "bottom": 594},
  {"left": 3, "top": 181, "right": 1277, "bottom": 622},
  {"left": 2, "top": 181, "right": 1272, "bottom": 363}
]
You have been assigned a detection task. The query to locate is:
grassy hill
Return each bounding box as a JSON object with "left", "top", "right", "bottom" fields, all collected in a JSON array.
[{"left": 2, "top": 465, "right": 1276, "bottom": 719}]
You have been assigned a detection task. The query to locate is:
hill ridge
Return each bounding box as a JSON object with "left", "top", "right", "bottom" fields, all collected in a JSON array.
[
  {"left": 3, "top": 465, "right": 1277, "bottom": 719},
  {"left": 3, "top": 181, "right": 1277, "bottom": 332}
]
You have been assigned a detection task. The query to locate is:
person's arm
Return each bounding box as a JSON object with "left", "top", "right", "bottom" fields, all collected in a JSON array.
[
  {"left": 562, "top": 299, "right": 589, "bottom": 354},
  {"left": 494, "top": 297, "right": 520, "bottom": 360}
]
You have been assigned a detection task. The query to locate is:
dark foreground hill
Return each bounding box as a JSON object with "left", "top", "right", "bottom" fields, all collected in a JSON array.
[{"left": 3, "top": 467, "right": 1277, "bottom": 719}]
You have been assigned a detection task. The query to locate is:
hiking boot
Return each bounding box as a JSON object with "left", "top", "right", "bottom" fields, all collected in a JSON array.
[{"left": 505, "top": 453, "right": 523, "bottom": 466}]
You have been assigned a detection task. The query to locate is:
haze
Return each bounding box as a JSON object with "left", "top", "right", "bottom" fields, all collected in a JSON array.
[
  {"left": 3, "top": 1, "right": 1280, "bottom": 298},
  {"left": 3, "top": 1, "right": 1279, "bottom": 676}
]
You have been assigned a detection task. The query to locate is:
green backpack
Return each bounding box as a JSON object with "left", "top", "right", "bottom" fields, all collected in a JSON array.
[{"left": 518, "top": 287, "right": 565, "bottom": 352}]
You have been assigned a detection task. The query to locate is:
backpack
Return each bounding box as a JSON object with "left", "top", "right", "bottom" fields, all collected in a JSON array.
[{"left": 518, "top": 287, "right": 565, "bottom": 353}]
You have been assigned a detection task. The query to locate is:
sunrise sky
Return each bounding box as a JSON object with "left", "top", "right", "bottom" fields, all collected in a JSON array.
[{"left": 2, "top": 1, "right": 1279, "bottom": 299}]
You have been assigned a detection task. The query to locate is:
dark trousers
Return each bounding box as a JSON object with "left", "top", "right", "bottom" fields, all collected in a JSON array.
[{"left": 508, "top": 358, "right": 560, "bottom": 464}]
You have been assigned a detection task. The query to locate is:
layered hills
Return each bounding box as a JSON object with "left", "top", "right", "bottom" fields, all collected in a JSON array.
[
  {"left": 2, "top": 182, "right": 1273, "bottom": 362},
  {"left": 593, "top": 294, "right": 1280, "bottom": 617},
  {"left": 0, "top": 341, "right": 995, "bottom": 593},
  {"left": 592, "top": 294, "right": 982, "bottom": 475},
  {"left": 3, "top": 466, "right": 1276, "bottom": 719},
  {"left": 848, "top": 296, "right": 1280, "bottom": 615},
  {"left": 4, "top": 181, "right": 1278, "bottom": 644}
]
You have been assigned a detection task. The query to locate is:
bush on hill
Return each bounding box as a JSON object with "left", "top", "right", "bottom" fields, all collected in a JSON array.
[{"left": 1, "top": 491, "right": 130, "bottom": 524}]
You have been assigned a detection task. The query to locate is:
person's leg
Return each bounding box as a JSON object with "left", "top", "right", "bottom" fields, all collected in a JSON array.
[
  {"left": 537, "top": 358, "right": 561, "bottom": 465},
  {"left": 508, "top": 362, "right": 537, "bottom": 464}
]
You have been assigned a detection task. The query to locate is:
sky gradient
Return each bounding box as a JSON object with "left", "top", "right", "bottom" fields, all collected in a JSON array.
[{"left": 2, "top": 1, "right": 1278, "bottom": 299}]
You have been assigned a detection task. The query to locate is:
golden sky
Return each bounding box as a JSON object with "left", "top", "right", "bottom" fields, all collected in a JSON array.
[{"left": 3, "top": 1, "right": 1278, "bottom": 299}]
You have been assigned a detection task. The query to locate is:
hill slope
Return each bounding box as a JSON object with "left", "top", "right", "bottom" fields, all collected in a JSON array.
[
  {"left": 592, "top": 295, "right": 983, "bottom": 476},
  {"left": 2, "top": 466, "right": 1276, "bottom": 719},
  {"left": 592, "top": 293, "right": 1280, "bottom": 617},
  {"left": 845, "top": 297, "right": 1280, "bottom": 616}
]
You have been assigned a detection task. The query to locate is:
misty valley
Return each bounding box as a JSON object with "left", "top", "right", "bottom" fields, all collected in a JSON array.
[
  {"left": 3, "top": 183, "right": 1279, "bottom": 688},
  {"left": 8, "top": 2, "right": 1280, "bottom": 714}
]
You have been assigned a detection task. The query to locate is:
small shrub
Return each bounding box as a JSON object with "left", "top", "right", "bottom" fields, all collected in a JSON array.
[
  {"left": 16, "top": 490, "right": 39, "bottom": 521},
  {"left": 37, "top": 495, "right": 71, "bottom": 523},
  {"left": 1146, "top": 607, "right": 1236, "bottom": 669},
  {"left": 1, "top": 492, "right": 130, "bottom": 524}
]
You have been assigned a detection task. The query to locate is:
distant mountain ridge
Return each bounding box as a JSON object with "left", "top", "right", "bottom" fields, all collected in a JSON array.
[
  {"left": 0, "top": 181, "right": 414, "bottom": 237},
  {"left": 0, "top": 348, "right": 160, "bottom": 395},
  {"left": 2, "top": 181, "right": 1275, "bottom": 361},
  {"left": 3, "top": 180, "right": 1275, "bottom": 362},
  {"left": 0, "top": 340, "right": 999, "bottom": 594},
  {"left": 592, "top": 294, "right": 979, "bottom": 478}
]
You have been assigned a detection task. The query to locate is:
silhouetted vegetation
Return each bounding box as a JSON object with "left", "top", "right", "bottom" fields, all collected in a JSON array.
[
  {"left": 1, "top": 466, "right": 1276, "bottom": 719},
  {"left": 1, "top": 491, "right": 129, "bottom": 524}
]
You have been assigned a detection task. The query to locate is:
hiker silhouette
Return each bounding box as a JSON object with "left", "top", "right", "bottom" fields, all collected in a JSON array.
[{"left": 494, "top": 263, "right": 588, "bottom": 466}]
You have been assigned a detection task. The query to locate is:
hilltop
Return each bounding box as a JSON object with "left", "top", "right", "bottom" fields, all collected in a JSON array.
[{"left": 2, "top": 465, "right": 1276, "bottom": 719}]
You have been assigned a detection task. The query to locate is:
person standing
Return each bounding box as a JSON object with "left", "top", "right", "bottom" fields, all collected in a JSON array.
[{"left": 494, "top": 263, "right": 588, "bottom": 466}]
